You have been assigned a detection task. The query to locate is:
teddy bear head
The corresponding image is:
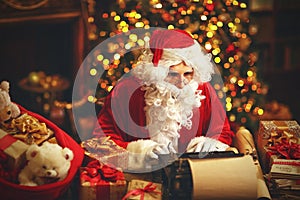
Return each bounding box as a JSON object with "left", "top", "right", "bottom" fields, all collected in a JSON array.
[
  {"left": 25, "top": 141, "right": 74, "bottom": 185},
  {"left": 0, "top": 81, "right": 20, "bottom": 123}
]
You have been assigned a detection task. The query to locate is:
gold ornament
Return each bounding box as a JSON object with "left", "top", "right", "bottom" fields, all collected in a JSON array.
[{"left": 28, "top": 72, "right": 40, "bottom": 86}]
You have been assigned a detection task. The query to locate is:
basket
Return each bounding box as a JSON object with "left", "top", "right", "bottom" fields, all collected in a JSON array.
[{"left": 0, "top": 105, "right": 84, "bottom": 200}]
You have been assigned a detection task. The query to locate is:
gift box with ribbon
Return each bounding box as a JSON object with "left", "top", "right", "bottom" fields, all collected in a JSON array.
[
  {"left": 81, "top": 136, "right": 129, "bottom": 170},
  {"left": 122, "top": 179, "right": 162, "bottom": 200},
  {"left": 1, "top": 113, "right": 54, "bottom": 145},
  {"left": 256, "top": 120, "right": 300, "bottom": 173},
  {"left": 79, "top": 159, "right": 127, "bottom": 200},
  {"left": 0, "top": 128, "right": 28, "bottom": 171}
]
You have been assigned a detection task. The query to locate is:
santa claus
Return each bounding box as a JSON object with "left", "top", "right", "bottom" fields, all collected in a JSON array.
[{"left": 93, "top": 29, "right": 235, "bottom": 171}]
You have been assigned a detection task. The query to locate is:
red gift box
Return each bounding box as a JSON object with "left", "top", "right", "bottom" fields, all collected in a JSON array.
[
  {"left": 0, "top": 105, "right": 84, "bottom": 200},
  {"left": 79, "top": 159, "right": 127, "bottom": 200},
  {"left": 256, "top": 120, "right": 300, "bottom": 173},
  {"left": 0, "top": 129, "right": 28, "bottom": 171}
]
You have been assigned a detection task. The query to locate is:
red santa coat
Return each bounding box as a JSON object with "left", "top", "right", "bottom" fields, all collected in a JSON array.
[{"left": 93, "top": 75, "right": 234, "bottom": 153}]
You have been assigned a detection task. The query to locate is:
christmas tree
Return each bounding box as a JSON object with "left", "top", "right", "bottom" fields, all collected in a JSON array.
[{"left": 80, "top": 0, "right": 268, "bottom": 132}]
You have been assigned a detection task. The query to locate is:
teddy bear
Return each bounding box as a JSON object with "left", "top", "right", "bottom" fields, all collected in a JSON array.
[
  {"left": 18, "top": 141, "right": 74, "bottom": 186},
  {"left": 0, "top": 81, "right": 20, "bottom": 125}
]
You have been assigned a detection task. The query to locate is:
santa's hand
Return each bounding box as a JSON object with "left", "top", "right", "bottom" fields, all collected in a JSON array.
[
  {"left": 186, "top": 136, "right": 229, "bottom": 153},
  {"left": 126, "top": 139, "right": 171, "bottom": 170},
  {"left": 147, "top": 143, "right": 171, "bottom": 159}
]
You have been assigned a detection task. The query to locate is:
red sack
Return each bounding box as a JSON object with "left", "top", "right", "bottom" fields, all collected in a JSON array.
[{"left": 0, "top": 105, "right": 84, "bottom": 200}]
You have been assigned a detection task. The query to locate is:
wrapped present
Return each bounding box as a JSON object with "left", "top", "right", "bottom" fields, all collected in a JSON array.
[
  {"left": 264, "top": 141, "right": 300, "bottom": 174},
  {"left": 274, "top": 178, "right": 300, "bottom": 190},
  {"left": 0, "top": 128, "right": 28, "bottom": 170},
  {"left": 256, "top": 120, "right": 300, "bottom": 173},
  {"left": 81, "top": 136, "right": 129, "bottom": 170},
  {"left": 270, "top": 159, "right": 300, "bottom": 179},
  {"left": 122, "top": 179, "right": 162, "bottom": 200},
  {"left": 1, "top": 113, "right": 54, "bottom": 145},
  {"left": 79, "top": 159, "right": 127, "bottom": 200},
  {"left": 266, "top": 159, "right": 300, "bottom": 198}
]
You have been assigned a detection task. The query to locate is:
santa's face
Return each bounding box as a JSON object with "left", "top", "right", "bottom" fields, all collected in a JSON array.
[{"left": 164, "top": 62, "right": 194, "bottom": 89}]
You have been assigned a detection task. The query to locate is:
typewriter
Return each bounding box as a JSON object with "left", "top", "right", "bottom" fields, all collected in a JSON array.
[{"left": 163, "top": 151, "right": 244, "bottom": 200}]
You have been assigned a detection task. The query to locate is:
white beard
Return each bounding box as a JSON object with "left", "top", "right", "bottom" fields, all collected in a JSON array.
[{"left": 143, "top": 80, "right": 205, "bottom": 152}]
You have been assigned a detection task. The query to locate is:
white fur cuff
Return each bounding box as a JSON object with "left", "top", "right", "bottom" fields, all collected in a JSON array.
[
  {"left": 126, "top": 139, "right": 158, "bottom": 154},
  {"left": 126, "top": 139, "right": 159, "bottom": 171}
]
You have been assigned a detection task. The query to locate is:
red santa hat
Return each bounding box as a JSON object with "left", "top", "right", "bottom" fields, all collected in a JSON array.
[
  {"left": 147, "top": 29, "right": 215, "bottom": 83},
  {"left": 150, "top": 29, "right": 195, "bottom": 66}
]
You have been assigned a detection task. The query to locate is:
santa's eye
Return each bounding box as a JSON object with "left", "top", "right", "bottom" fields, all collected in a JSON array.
[
  {"left": 7, "top": 110, "right": 11, "bottom": 115},
  {"left": 52, "top": 167, "right": 56, "bottom": 170},
  {"left": 184, "top": 71, "right": 194, "bottom": 77},
  {"left": 42, "top": 165, "right": 47, "bottom": 169},
  {"left": 168, "top": 72, "right": 179, "bottom": 77}
]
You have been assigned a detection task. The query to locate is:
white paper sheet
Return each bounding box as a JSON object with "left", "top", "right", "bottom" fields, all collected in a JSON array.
[{"left": 188, "top": 155, "right": 257, "bottom": 200}]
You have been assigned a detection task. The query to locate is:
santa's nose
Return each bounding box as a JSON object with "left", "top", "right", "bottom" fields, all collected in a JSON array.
[{"left": 175, "top": 75, "right": 186, "bottom": 89}]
